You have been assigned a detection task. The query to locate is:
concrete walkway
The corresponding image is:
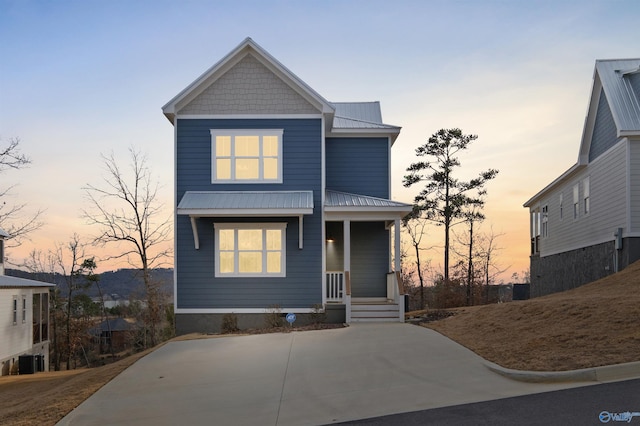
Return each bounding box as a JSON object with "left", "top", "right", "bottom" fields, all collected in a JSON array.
[{"left": 57, "top": 323, "right": 595, "bottom": 426}]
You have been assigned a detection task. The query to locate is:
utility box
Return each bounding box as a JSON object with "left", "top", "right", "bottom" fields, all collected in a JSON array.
[
  {"left": 513, "top": 284, "right": 530, "bottom": 300},
  {"left": 19, "top": 355, "right": 36, "bottom": 375},
  {"left": 34, "top": 354, "right": 45, "bottom": 372}
]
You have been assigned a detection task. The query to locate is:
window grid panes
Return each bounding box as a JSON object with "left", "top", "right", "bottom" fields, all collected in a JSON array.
[
  {"left": 559, "top": 193, "right": 563, "bottom": 220},
  {"left": 573, "top": 184, "right": 579, "bottom": 219},
  {"left": 211, "top": 130, "right": 283, "bottom": 182},
  {"left": 215, "top": 224, "right": 286, "bottom": 277},
  {"left": 583, "top": 177, "right": 590, "bottom": 215}
]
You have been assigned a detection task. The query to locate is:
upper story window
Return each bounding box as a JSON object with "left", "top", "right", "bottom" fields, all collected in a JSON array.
[
  {"left": 214, "top": 223, "right": 286, "bottom": 277},
  {"left": 559, "top": 193, "right": 564, "bottom": 220},
  {"left": 573, "top": 183, "right": 579, "bottom": 219},
  {"left": 12, "top": 296, "right": 17, "bottom": 325},
  {"left": 211, "top": 129, "right": 283, "bottom": 183},
  {"left": 541, "top": 205, "right": 548, "bottom": 238},
  {"left": 583, "top": 177, "right": 590, "bottom": 215}
]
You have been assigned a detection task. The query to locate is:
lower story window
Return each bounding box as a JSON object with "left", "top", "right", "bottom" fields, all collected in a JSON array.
[{"left": 214, "top": 223, "right": 286, "bottom": 277}]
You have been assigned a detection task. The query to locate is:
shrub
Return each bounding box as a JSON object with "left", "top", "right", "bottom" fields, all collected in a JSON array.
[
  {"left": 264, "top": 305, "right": 284, "bottom": 328},
  {"left": 309, "top": 303, "right": 327, "bottom": 326},
  {"left": 221, "top": 313, "right": 239, "bottom": 334}
]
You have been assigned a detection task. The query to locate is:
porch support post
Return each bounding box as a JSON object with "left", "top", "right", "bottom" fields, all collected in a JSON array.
[
  {"left": 394, "top": 218, "right": 401, "bottom": 272},
  {"left": 344, "top": 220, "right": 352, "bottom": 323},
  {"left": 343, "top": 220, "right": 351, "bottom": 272}
]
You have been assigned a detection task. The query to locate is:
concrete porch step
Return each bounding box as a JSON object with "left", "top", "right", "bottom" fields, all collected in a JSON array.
[{"left": 350, "top": 299, "right": 401, "bottom": 322}]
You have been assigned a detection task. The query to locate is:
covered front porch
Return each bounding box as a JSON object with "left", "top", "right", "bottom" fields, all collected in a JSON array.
[{"left": 323, "top": 190, "right": 412, "bottom": 323}]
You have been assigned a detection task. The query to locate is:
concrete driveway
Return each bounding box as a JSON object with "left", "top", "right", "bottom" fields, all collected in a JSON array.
[{"left": 57, "top": 323, "right": 587, "bottom": 425}]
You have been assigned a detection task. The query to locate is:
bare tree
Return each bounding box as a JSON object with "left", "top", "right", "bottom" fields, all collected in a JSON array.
[
  {"left": 476, "top": 227, "right": 509, "bottom": 303},
  {"left": 0, "top": 137, "right": 44, "bottom": 251},
  {"left": 54, "top": 234, "right": 90, "bottom": 370},
  {"left": 402, "top": 209, "right": 433, "bottom": 310},
  {"left": 0, "top": 137, "right": 31, "bottom": 170},
  {"left": 83, "top": 147, "right": 172, "bottom": 347}
]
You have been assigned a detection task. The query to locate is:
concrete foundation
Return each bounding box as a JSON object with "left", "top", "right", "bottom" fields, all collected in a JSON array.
[
  {"left": 176, "top": 304, "right": 346, "bottom": 335},
  {"left": 530, "top": 237, "right": 640, "bottom": 297}
]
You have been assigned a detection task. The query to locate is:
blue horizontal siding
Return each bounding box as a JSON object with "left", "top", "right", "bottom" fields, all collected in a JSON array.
[
  {"left": 326, "top": 137, "right": 389, "bottom": 198},
  {"left": 176, "top": 118, "right": 322, "bottom": 309},
  {"left": 589, "top": 89, "right": 619, "bottom": 162}
]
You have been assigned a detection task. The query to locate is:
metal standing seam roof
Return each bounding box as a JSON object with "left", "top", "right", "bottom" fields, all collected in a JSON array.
[
  {"left": 330, "top": 102, "right": 401, "bottom": 130},
  {"left": 597, "top": 59, "right": 640, "bottom": 134},
  {"left": 325, "top": 190, "right": 413, "bottom": 210},
  {"left": 177, "top": 191, "right": 314, "bottom": 215},
  {"left": 0, "top": 275, "right": 55, "bottom": 288},
  {"left": 525, "top": 59, "right": 640, "bottom": 207}
]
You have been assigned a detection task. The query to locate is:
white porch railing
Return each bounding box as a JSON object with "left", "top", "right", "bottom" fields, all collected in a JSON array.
[{"left": 326, "top": 271, "right": 344, "bottom": 302}]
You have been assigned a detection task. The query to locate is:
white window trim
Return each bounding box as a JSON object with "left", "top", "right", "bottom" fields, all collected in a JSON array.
[
  {"left": 583, "top": 176, "right": 590, "bottom": 215},
  {"left": 211, "top": 129, "right": 283, "bottom": 184},
  {"left": 559, "top": 193, "right": 564, "bottom": 220},
  {"left": 12, "top": 295, "right": 18, "bottom": 325},
  {"left": 214, "top": 223, "right": 287, "bottom": 278},
  {"left": 573, "top": 183, "right": 579, "bottom": 219}
]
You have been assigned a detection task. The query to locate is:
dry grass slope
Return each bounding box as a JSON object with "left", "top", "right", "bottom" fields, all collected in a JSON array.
[{"left": 425, "top": 260, "right": 640, "bottom": 371}]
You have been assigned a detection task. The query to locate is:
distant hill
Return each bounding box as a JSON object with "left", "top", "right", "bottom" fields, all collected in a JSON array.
[{"left": 5, "top": 268, "right": 173, "bottom": 300}]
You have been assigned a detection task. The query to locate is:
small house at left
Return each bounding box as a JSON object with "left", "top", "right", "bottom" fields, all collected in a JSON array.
[{"left": 0, "top": 229, "right": 55, "bottom": 375}]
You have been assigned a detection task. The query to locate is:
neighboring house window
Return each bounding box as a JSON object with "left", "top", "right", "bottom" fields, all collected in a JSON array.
[
  {"left": 531, "top": 208, "right": 540, "bottom": 255},
  {"left": 559, "top": 193, "right": 563, "bottom": 220},
  {"left": 22, "top": 295, "right": 27, "bottom": 323},
  {"left": 211, "top": 129, "right": 283, "bottom": 183},
  {"left": 0, "top": 239, "right": 4, "bottom": 265},
  {"left": 12, "top": 296, "right": 18, "bottom": 325},
  {"left": 583, "top": 177, "right": 590, "bottom": 215},
  {"left": 214, "top": 223, "right": 286, "bottom": 277},
  {"left": 573, "top": 183, "right": 579, "bottom": 219},
  {"left": 541, "top": 205, "right": 548, "bottom": 238}
]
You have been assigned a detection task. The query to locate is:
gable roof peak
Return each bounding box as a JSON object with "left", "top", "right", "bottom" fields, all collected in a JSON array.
[{"left": 162, "top": 37, "right": 334, "bottom": 123}]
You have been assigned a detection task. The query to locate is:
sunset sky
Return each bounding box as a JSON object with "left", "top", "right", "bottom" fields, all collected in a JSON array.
[{"left": 1, "top": 0, "right": 639, "bottom": 280}]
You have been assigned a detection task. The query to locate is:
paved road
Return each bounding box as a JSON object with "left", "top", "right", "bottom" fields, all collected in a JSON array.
[
  {"left": 340, "top": 378, "right": 640, "bottom": 425},
  {"left": 58, "top": 323, "right": 602, "bottom": 425}
]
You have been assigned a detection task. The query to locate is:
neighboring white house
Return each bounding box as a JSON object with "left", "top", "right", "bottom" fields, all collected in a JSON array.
[
  {"left": 524, "top": 59, "right": 640, "bottom": 297},
  {"left": 0, "top": 229, "right": 55, "bottom": 375}
]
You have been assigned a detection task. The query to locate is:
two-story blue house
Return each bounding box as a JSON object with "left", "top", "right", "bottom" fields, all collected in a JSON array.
[{"left": 163, "top": 38, "right": 412, "bottom": 333}]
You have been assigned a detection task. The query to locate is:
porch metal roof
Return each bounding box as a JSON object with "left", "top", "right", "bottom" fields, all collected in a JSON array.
[
  {"left": 332, "top": 102, "right": 400, "bottom": 130},
  {"left": 177, "top": 191, "right": 314, "bottom": 216},
  {"left": 325, "top": 190, "right": 413, "bottom": 216}
]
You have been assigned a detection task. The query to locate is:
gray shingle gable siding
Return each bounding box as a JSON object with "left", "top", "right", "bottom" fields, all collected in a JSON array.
[
  {"left": 176, "top": 118, "right": 322, "bottom": 309},
  {"left": 589, "top": 88, "right": 619, "bottom": 162},
  {"left": 325, "top": 137, "right": 389, "bottom": 199}
]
